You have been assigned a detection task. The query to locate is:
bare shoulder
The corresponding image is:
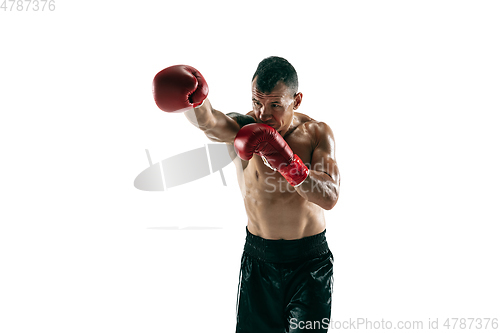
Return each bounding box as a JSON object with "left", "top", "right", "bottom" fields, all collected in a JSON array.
[
  {"left": 294, "top": 112, "right": 335, "bottom": 146},
  {"left": 245, "top": 110, "right": 257, "bottom": 121}
]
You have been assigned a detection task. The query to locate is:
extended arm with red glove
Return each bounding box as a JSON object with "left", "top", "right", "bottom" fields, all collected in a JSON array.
[
  {"left": 151, "top": 64, "right": 241, "bottom": 143},
  {"left": 234, "top": 123, "right": 309, "bottom": 187}
]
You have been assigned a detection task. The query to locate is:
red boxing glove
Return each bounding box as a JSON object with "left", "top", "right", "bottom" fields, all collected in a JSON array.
[
  {"left": 234, "top": 123, "right": 309, "bottom": 187},
  {"left": 152, "top": 65, "right": 209, "bottom": 113}
]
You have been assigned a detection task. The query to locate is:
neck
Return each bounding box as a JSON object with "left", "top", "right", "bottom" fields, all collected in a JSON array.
[{"left": 281, "top": 115, "right": 297, "bottom": 137}]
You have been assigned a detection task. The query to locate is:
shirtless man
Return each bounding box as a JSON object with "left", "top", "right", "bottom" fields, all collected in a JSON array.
[{"left": 153, "top": 56, "right": 340, "bottom": 332}]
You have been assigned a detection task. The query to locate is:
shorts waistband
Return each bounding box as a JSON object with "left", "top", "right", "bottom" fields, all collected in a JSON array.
[{"left": 243, "top": 227, "right": 330, "bottom": 263}]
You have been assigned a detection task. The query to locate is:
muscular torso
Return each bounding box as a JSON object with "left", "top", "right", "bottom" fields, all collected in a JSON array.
[{"left": 234, "top": 112, "right": 326, "bottom": 240}]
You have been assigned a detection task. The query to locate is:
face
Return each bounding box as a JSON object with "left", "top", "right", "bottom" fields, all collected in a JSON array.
[{"left": 251, "top": 78, "right": 302, "bottom": 135}]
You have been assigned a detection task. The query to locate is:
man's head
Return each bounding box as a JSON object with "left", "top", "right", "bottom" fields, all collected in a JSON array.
[
  {"left": 251, "top": 56, "right": 302, "bottom": 135},
  {"left": 252, "top": 56, "right": 298, "bottom": 95}
]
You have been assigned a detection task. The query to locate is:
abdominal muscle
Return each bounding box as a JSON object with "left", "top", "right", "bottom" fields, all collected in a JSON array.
[{"left": 240, "top": 156, "right": 326, "bottom": 240}]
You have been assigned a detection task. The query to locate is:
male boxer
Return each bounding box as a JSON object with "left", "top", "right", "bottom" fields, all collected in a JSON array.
[{"left": 153, "top": 57, "right": 340, "bottom": 332}]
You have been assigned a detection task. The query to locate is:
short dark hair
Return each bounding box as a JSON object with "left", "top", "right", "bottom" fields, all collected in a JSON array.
[{"left": 252, "top": 56, "right": 298, "bottom": 95}]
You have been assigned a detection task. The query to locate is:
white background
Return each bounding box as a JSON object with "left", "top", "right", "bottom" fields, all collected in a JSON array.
[{"left": 1, "top": 0, "right": 499, "bottom": 332}]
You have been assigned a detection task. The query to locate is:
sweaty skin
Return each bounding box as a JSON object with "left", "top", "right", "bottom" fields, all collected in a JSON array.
[{"left": 185, "top": 79, "right": 340, "bottom": 240}]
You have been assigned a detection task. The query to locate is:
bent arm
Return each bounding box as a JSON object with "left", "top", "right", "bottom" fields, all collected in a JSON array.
[
  {"left": 184, "top": 98, "right": 241, "bottom": 143},
  {"left": 295, "top": 122, "right": 340, "bottom": 210}
]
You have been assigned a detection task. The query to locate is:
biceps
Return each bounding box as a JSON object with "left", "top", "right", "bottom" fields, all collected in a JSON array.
[
  {"left": 203, "top": 110, "right": 240, "bottom": 143},
  {"left": 310, "top": 148, "right": 339, "bottom": 180}
]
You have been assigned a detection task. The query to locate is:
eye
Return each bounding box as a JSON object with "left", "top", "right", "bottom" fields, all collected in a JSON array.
[{"left": 272, "top": 104, "right": 281, "bottom": 108}]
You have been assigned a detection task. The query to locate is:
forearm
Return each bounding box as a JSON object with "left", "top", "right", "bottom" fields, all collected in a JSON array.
[
  {"left": 184, "top": 98, "right": 240, "bottom": 143},
  {"left": 184, "top": 98, "right": 216, "bottom": 130},
  {"left": 295, "top": 170, "right": 339, "bottom": 210}
]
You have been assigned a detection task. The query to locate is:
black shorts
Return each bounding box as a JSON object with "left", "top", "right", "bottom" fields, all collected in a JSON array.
[{"left": 236, "top": 228, "right": 334, "bottom": 333}]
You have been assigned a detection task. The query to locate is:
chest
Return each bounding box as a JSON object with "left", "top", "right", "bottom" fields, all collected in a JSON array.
[
  {"left": 241, "top": 127, "right": 315, "bottom": 192},
  {"left": 284, "top": 128, "right": 315, "bottom": 166}
]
